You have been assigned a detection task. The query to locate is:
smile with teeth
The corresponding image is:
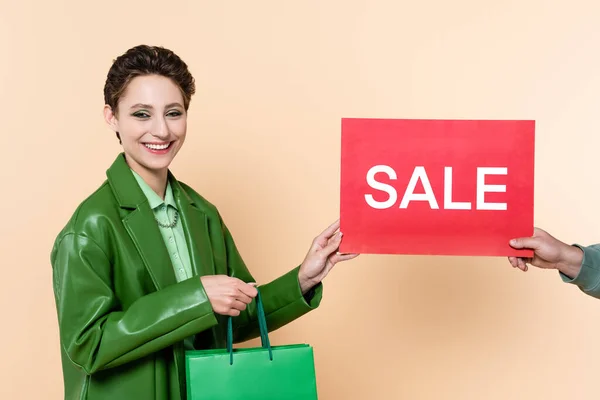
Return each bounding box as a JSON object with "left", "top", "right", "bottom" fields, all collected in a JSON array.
[{"left": 144, "top": 142, "right": 171, "bottom": 150}]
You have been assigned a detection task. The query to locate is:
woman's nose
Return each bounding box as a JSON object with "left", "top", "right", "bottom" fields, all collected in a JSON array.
[{"left": 152, "top": 117, "right": 169, "bottom": 139}]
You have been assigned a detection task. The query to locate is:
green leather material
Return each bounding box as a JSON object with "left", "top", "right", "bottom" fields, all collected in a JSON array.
[
  {"left": 186, "top": 289, "right": 318, "bottom": 400},
  {"left": 50, "top": 153, "right": 323, "bottom": 400}
]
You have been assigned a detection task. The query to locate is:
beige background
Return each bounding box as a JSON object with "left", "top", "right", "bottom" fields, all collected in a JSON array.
[{"left": 1, "top": 1, "right": 599, "bottom": 399}]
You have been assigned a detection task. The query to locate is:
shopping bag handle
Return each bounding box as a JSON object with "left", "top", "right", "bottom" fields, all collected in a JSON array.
[{"left": 227, "top": 288, "right": 273, "bottom": 365}]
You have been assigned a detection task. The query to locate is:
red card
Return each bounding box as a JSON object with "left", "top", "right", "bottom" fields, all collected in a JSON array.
[{"left": 339, "top": 118, "right": 534, "bottom": 257}]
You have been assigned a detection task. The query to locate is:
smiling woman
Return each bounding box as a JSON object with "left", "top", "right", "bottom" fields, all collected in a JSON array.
[
  {"left": 104, "top": 74, "right": 188, "bottom": 196},
  {"left": 49, "top": 45, "right": 358, "bottom": 400}
]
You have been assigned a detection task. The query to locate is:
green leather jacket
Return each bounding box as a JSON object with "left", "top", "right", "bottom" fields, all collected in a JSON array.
[{"left": 50, "top": 154, "right": 323, "bottom": 399}]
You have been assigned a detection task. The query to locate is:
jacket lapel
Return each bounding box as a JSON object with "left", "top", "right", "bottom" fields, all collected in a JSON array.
[
  {"left": 171, "top": 177, "right": 216, "bottom": 277},
  {"left": 106, "top": 153, "right": 177, "bottom": 290}
]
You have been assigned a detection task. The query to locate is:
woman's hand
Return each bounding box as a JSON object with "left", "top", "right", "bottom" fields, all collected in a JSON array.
[
  {"left": 298, "top": 219, "right": 359, "bottom": 294},
  {"left": 200, "top": 275, "right": 258, "bottom": 316}
]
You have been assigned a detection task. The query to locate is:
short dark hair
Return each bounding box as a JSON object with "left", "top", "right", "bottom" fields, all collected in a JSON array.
[{"left": 103, "top": 45, "right": 196, "bottom": 143}]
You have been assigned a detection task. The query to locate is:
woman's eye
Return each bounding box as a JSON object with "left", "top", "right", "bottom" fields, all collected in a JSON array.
[
  {"left": 167, "top": 110, "right": 182, "bottom": 117},
  {"left": 132, "top": 111, "right": 150, "bottom": 119}
]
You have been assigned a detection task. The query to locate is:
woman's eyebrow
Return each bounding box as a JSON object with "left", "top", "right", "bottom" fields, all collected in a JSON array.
[
  {"left": 129, "top": 103, "right": 183, "bottom": 110},
  {"left": 130, "top": 103, "right": 153, "bottom": 110}
]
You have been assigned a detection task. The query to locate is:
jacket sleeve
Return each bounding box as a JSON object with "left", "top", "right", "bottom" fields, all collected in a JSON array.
[
  {"left": 559, "top": 244, "right": 600, "bottom": 299},
  {"left": 51, "top": 232, "right": 218, "bottom": 374},
  {"left": 216, "top": 218, "right": 323, "bottom": 343}
]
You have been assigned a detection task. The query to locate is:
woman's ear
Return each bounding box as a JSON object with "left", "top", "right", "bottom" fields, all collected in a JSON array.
[
  {"left": 103, "top": 104, "right": 118, "bottom": 132},
  {"left": 103, "top": 105, "right": 122, "bottom": 144}
]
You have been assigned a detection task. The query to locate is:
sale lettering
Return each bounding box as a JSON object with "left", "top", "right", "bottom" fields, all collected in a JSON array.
[
  {"left": 365, "top": 165, "right": 508, "bottom": 210},
  {"left": 340, "top": 118, "right": 534, "bottom": 256}
]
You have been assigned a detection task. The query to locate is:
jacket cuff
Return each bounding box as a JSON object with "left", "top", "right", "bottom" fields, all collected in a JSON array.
[
  {"left": 260, "top": 266, "right": 323, "bottom": 317},
  {"left": 175, "top": 276, "right": 219, "bottom": 324},
  {"left": 559, "top": 245, "right": 600, "bottom": 292},
  {"left": 292, "top": 265, "right": 323, "bottom": 309}
]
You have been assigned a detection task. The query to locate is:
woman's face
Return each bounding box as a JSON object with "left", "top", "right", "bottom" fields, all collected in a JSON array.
[{"left": 104, "top": 74, "right": 187, "bottom": 175}]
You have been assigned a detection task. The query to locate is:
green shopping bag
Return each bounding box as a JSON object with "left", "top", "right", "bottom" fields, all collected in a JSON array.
[{"left": 185, "top": 289, "right": 319, "bottom": 399}]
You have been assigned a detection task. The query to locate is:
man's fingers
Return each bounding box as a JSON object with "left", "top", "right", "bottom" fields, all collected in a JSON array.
[
  {"left": 516, "top": 257, "right": 528, "bottom": 271},
  {"left": 510, "top": 236, "right": 541, "bottom": 250},
  {"left": 508, "top": 256, "right": 528, "bottom": 271}
]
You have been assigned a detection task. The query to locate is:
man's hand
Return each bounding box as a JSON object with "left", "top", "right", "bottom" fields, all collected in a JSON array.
[{"left": 508, "top": 228, "right": 583, "bottom": 278}]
